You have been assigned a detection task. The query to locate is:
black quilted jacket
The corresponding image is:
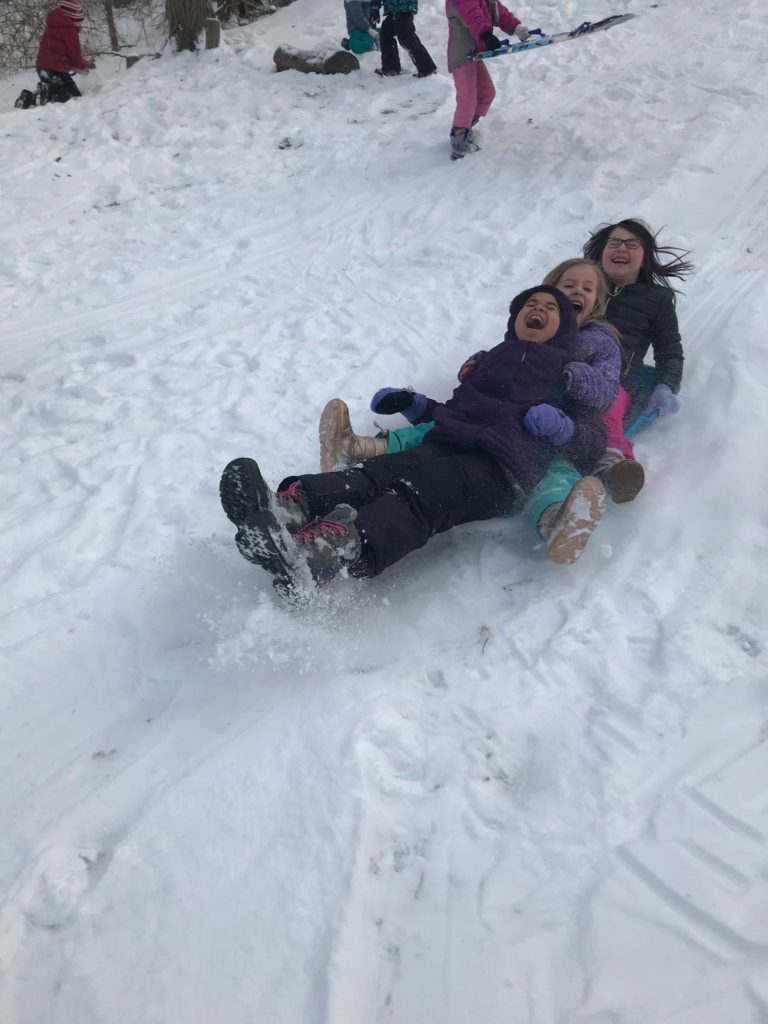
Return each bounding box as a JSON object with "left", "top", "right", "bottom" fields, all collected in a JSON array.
[{"left": 606, "top": 283, "right": 684, "bottom": 398}]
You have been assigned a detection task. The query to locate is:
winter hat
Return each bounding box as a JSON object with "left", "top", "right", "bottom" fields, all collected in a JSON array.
[
  {"left": 506, "top": 285, "right": 578, "bottom": 353},
  {"left": 59, "top": 0, "right": 85, "bottom": 21}
]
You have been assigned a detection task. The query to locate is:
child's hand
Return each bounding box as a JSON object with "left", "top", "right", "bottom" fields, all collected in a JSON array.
[
  {"left": 513, "top": 24, "right": 530, "bottom": 41},
  {"left": 458, "top": 350, "right": 486, "bottom": 382},
  {"left": 642, "top": 383, "right": 679, "bottom": 418},
  {"left": 481, "top": 31, "right": 503, "bottom": 51},
  {"left": 524, "top": 404, "right": 575, "bottom": 445},
  {"left": 371, "top": 387, "right": 428, "bottom": 423}
]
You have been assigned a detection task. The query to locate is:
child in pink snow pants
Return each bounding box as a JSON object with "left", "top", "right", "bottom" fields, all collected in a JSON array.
[
  {"left": 446, "top": 0, "right": 530, "bottom": 160},
  {"left": 603, "top": 385, "right": 635, "bottom": 459}
]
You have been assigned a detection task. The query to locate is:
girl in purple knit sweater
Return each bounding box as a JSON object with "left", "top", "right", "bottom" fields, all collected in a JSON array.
[{"left": 446, "top": 0, "right": 531, "bottom": 159}]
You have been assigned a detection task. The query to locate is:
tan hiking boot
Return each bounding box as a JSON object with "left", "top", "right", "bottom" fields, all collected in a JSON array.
[
  {"left": 319, "top": 398, "right": 388, "bottom": 472},
  {"left": 593, "top": 448, "right": 645, "bottom": 503},
  {"left": 538, "top": 476, "right": 607, "bottom": 565}
]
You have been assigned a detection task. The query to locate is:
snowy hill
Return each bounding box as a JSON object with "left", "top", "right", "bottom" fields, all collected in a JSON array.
[{"left": 2, "top": 0, "right": 768, "bottom": 1020}]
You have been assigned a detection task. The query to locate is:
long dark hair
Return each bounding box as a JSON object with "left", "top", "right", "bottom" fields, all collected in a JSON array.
[{"left": 583, "top": 218, "right": 694, "bottom": 292}]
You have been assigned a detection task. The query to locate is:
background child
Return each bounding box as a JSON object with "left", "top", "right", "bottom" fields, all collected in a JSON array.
[
  {"left": 446, "top": 0, "right": 530, "bottom": 159},
  {"left": 341, "top": 0, "right": 379, "bottom": 55},
  {"left": 370, "top": 0, "right": 437, "bottom": 78},
  {"left": 34, "top": 1, "right": 92, "bottom": 106}
]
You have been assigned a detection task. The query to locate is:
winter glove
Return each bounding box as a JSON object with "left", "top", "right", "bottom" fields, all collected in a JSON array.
[
  {"left": 481, "top": 30, "right": 503, "bottom": 51},
  {"left": 523, "top": 404, "right": 575, "bottom": 446},
  {"left": 458, "top": 350, "right": 486, "bottom": 382},
  {"left": 369, "top": 6, "right": 380, "bottom": 27},
  {"left": 513, "top": 24, "right": 530, "bottom": 41},
  {"left": 371, "top": 387, "right": 428, "bottom": 423},
  {"left": 642, "top": 383, "right": 679, "bottom": 418}
]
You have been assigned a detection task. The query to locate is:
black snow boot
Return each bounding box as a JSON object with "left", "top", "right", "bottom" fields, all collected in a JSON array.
[
  {"left": 14, "top": 89, "right": 37, "bottom": 109},
  {"left": 219, "top": 457, "right": 309, "bottom": 532}
]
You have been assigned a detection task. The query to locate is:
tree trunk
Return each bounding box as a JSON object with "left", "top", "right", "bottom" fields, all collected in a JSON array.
[
  {"left": 166, "top": 0, "right": 213, "bottom": 52},
  {"left": 103, "top": 0, "right": 119, "bottom": 53},
  {"left": 205, "top": 17, "right": 221, "bottom": 48}
]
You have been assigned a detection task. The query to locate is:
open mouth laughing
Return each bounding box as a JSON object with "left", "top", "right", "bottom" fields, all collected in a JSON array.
[{"left": 525, "top": 310, "right": 547, "bottom": 329}]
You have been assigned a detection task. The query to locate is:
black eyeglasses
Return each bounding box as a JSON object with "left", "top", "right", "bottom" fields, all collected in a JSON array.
[{"left": 605, "top": 238, "right": 642, "bottom": 250}]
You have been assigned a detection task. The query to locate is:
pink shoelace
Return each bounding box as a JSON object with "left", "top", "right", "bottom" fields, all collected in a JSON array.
[
  {"left": 294, "top": 517, "right": 348, "bottom": 542},
  {"left": 276, "top": 480, "right": 307, "bottom": 501}
]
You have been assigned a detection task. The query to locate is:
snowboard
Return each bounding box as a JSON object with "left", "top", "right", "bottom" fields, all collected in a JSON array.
[{"left": 470, "top": 14, "right": 636, "bottom": 61}]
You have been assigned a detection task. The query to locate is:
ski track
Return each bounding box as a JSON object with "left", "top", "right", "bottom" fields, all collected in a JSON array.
[{"left": 2, "top": 0, "right": 768, "bottom": 1020}]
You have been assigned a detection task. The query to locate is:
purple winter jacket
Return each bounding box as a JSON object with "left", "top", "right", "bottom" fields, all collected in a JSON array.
[
  {"left": 424, "top": 287, "right": 607, "bottom": 492},
  {"left": 565, "top": 321, "right": 621, "bottom": 411}
]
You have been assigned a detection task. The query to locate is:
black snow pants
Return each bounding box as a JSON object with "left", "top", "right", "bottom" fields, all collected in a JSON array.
[
  {"left": 280, "top": 441, "right": 524, "bottom": 578},
  {"left": 37, "top": 68, "right": 81, "bottom": 105},
  {"left": 379, "top": 11, "right": 437, "bottom": 76}
]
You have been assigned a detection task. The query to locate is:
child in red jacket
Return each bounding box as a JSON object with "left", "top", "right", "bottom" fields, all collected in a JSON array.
[{"left": 15, "top": 1, "right": 91, "bottom": 108}]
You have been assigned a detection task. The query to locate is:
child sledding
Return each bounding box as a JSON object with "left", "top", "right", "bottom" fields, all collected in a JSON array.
[{"left": 220, "top": 285, "right": 609, "bottom": 595}]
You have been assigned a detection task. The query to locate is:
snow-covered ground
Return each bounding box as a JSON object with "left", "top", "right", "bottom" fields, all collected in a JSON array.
[{"left": 2, "top": 0, "right": 768, "bottom": 1020}]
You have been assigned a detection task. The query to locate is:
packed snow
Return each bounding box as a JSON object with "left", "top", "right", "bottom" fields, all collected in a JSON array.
[{"left": 2, "top": 0, "right": 768, "bottom": 1020}]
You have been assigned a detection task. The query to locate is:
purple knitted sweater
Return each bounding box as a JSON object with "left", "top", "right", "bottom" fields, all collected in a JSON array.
[{"left": 565, "top": 321, "right": 621, "bottom": 412}]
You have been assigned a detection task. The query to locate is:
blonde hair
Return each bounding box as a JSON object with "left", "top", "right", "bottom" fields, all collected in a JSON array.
[{"left": 542, "top": 258, "right": 619, "bottom": 339}]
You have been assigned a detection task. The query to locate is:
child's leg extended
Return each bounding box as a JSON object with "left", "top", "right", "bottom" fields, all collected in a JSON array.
[
  {"left": 379, "top": 13, "right": 401, "bottom": 72},
  {"left": 387, "top": 422, "right": 434, "bottom": 453},
  {"left": 353, "top": 447, "right": 521, "bottom": 576},
  {"left": 603, "top": 386, "right": 634, "bottom": 458},
  {"left": 525, "top": 459, "right": 607, "bottom": 565},
  {"left": 596, "top": 387, "right": 645, "bottom": 503},
  {"left": 524, "top": 458, "right": 582, "bottom": 534}
]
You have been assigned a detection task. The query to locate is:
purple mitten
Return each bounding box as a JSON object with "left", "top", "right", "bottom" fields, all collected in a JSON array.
[
  {"left": 642, "top": 383, "right": 679, "bottom": 418},
  {"left": 523, "top": 404, "right": 575, "bottom": 446},
  {"left": 371, "top": 387, "right": 428, "bottom": 423}
]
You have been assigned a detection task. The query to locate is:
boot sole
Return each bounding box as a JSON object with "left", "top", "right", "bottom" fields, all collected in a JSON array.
[
  {"left": 237, "top": 504, "right": 297, "bottom": 583},
  {"left": 319, "top": 398, "right": 351, "bottom": 473},
  {"left": 606, "top": 459, "right": 645, "bottom": 503},
  {"left": 220, "top": 457, "right": 271, "bottom": 527},
  {"left": 547, "top": 476, "right": 607, "bottom": 565}
]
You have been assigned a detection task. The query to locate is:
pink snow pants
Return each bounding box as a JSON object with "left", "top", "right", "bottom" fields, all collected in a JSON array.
[
  {"left": 451, "top": 61, "right": 496, "bottom": 128},
  {"left": 603, "top": 386, "right": 635, "bottom": 458}
]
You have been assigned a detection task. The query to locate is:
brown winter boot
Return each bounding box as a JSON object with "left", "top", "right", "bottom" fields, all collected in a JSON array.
[
  {"left": 538, "top": 476, "right": 607, "bottom": 565},
  {"left": 592, "top": 448, "right": 645, "bottom": 503},
  {"left": 319, "top": 398, "right": 388, "bottom": 472}
]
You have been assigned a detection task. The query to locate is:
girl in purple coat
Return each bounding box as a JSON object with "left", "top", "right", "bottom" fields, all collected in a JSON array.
[
  {"left": 219, "top": 287, "right": 605, "bottom": 595},
  {"left": 446, "top": 0, "right": 530, "bottom": 160}
]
